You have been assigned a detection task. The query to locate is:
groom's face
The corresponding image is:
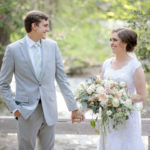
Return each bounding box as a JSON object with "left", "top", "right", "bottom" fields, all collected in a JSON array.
[{"left": 34, "top": 19, "right": 50, "bottom": 39}]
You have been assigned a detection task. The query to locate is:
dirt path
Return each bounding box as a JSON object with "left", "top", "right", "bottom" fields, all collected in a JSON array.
[
  {"left": 0, "top": 134, "right": 148, "bottom": 150},
  {"left": 0, "top": 134, "right": 97, "bottom": 150}
]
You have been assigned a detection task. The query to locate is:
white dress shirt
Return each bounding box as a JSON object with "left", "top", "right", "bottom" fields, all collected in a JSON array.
[{"left": 25, "top": 34, "right": 42, "bottom": 75}]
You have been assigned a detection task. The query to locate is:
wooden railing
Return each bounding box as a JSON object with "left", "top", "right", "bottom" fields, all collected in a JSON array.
[{"left": 0, "top": 116, "right": 150, "bottom": 149}]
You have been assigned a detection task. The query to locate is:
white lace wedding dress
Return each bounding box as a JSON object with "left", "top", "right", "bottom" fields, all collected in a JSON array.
[{"left": 97, "top": 57, "right": 145, "bottom": 150}]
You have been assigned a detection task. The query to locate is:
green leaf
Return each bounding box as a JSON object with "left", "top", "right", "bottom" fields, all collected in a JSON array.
[
  {"left": 81, "top": 101, "right": 88, "bottom": 108},
  {"left": 90, "top": 120, "right": 95, "bottom": 128}
]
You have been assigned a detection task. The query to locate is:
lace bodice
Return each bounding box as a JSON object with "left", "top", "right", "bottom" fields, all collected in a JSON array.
[{"left": 102, "top": 57, "right": 141, "bottom": 94}]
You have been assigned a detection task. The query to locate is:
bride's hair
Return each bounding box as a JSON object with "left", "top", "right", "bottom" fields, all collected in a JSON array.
[{"left": 112, "top": 28, "right": 137, "bottom": 52}]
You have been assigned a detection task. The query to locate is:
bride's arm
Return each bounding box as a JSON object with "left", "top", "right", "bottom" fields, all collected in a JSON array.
[{"left": 132, "top": 67, "right": 146, "bottom": 103}]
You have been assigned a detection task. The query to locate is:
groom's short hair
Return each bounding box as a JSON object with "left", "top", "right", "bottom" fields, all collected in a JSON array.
[{"left": 24, "top": 10, "right": 49, "bottom": 33}]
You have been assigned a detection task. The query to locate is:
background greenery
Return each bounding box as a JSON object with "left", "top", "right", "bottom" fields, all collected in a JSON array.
[
  {"left": 0, "top": 0, "right": 150, "bottom": 114},
  {"left": 1, "top": 0, "right": 150, "bottom": 65}
]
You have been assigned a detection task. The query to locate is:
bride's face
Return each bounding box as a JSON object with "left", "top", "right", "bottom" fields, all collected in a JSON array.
[{"left": 110, "top": 32, "right": 127, "bottom": 54}]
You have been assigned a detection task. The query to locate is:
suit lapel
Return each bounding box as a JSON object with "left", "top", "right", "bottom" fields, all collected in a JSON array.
[{"left": 19, "top": 37, "right": 38, "bottom": 80}]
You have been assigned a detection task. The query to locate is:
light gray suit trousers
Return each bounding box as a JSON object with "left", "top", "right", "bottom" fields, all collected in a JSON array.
[{"left": 18, "top": 102, "right": 55, "bottom": 150}]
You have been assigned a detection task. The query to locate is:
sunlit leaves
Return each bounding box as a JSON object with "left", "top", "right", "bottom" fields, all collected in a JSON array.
[
  {"left": 1, "top": 0, "right": 150, "bottom": 68},
  {"left": 128, "top": 10, "right": 150, "bottom": 71}
]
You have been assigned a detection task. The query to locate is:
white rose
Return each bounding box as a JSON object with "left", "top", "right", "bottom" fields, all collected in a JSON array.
[
  {"left": 119, "top": 89, "right": 125, "bottom": 95},
  {"left": 90, "top": 84, "right": 96, "bottom": 90},
  {"left": 95, "top": 84, "right": 100, "bottom": 88},
  {"left": 100, "top": 92, "right": 108, "bottom": 100},
  {"left": 120, "top": 81, "right": 126, "bottom": 88},
  {"left": 112, "top": 98, "right": 120, "bottom": 107},
  {"left": 87, "top": 88, "right": 93, "bottom": 94},
  {"left": 87, "top": 84, "right": 95, "bottom": 94},
  {"left": 106, "top": 110, "right": 112, "bottom": 116},
  {"left": 120, "top": 99, "right": 125, "bottom": 104},
  {"left": 87, "top": 80, "right": 92, "bottom": 84},
  {"left": 104, "top": 82, "right": 111, "bottom": 89},
  {"left": 109, "top": 80, "right": 114, "bottom": 86},
  {"left": 80, "top": 82, "right": 87, "bottom": 89},
  {"left": 124, "top": 99, "right": 132, "bottom": 108},
  {"left": 100, "top": 100, "right": 108, "bottom": 106},
  {"left": 96, "top": 86, "right": 105, "bottom": 94}
]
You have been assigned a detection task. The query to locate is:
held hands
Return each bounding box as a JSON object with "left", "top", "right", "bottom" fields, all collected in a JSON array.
[
  {"left": 14, "top": 110, "right": 21, "bottom": 119},
  {"left": 71, "top": 110, "right": 85, "bottom": 123}
]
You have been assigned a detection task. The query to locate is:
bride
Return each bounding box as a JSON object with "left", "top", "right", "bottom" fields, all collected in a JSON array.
[{"left": 97, "top": 28, "right": 146, "bottom": 150}]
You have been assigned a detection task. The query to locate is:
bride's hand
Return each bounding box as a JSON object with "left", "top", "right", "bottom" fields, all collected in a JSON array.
[
  {"left": 72, "top": 110, "right": 85, "bottom": 123},
  {"left": 131, "top": 94, "right": 145, "bottom": 103}
]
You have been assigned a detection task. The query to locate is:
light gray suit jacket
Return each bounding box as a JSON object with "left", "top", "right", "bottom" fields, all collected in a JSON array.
[{"left": 0, "top": 37, "right": 77, "bottom": 125}]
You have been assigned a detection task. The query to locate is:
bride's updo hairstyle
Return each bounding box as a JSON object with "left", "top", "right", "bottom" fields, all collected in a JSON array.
[{"left": 112, "top": 28, "right": 137, "bottom": 52}]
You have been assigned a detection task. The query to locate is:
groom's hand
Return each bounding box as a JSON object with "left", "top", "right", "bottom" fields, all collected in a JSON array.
[{"left": 71, "top": 110, "right": 85, "bottom": 123}]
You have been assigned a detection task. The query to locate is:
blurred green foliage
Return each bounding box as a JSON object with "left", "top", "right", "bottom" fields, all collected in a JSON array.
[
  {"left": 128, "top": 10, "right": 150, "bottom": 72},
  {"left": 0, "top": 0, "right": 150, "bottom": 68},
  {"left": 52, "top": 0, "right": 150, "bottom": 69}
]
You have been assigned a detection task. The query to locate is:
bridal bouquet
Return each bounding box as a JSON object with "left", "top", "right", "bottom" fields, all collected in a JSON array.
[{"left": 74, "top": 76, "right": 135, "bottom": 133}]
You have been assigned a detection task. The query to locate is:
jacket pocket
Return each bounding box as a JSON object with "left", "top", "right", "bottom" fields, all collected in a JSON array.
[{"left": 15, "top": 96, "right": 29, "bottom": 105}]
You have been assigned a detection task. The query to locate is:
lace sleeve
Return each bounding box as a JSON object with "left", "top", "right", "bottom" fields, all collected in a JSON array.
[{"left": 131, "top": 59, "right": 142, "bottom": 75}]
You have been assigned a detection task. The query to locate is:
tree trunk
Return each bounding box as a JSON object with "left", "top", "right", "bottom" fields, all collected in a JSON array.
[
  {"left": 0, "top": 27, "right": 10, "bottom": 68},
  {"left": 42, "top": 0, "right": 59, "bottom": 30}
]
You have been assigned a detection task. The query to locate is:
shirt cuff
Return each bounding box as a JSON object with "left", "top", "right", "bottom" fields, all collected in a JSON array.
[{"left": 12, "top": 109, "right": 18, "bottom": 114}]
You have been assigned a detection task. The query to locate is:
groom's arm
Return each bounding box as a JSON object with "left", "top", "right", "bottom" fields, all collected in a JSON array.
[
  {"left": 54, "top": 42, "right": 84, "bottom": 122},
  {"left": 0, "top": 45, "right": 18, "bottom": 114},
  {"left": 54, "top": 42, "right": 78, "bottom": 111}
]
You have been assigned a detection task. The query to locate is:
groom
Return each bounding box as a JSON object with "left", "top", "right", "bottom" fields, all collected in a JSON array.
[{"left": 0, "top": 10, "right": 82, "bottom": 150}]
